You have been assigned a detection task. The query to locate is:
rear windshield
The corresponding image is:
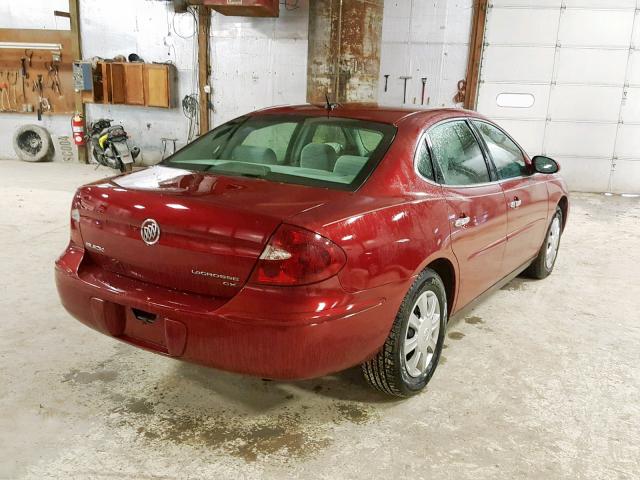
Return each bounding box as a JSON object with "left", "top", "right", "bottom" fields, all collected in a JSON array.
[{"left": 162, "top": 114, "right": 396, "bottom": 190}]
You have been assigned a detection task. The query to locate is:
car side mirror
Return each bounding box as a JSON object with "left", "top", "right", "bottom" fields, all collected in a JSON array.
[{"left": 532, "top": 156, "right": 559, "bottom": 174}]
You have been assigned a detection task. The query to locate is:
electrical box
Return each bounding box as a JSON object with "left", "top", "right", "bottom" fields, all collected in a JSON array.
[
  {"left": 73, "top": 61, "right": 93, "bottom": 92},
  {"left": 203, "top": 0, "right": 279, "bottom": 17}
]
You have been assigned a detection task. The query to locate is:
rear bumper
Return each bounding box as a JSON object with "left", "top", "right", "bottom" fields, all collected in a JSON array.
[{"left": 55, "top": 245, "right": 408, "bottom": 380}]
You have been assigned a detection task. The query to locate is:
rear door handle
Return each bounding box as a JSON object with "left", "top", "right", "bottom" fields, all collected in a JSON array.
[
  {"left": 509, "top": 197, "right": 522, "bottom": 209},
  {"left": 455, "top": 216, "right": 471, "bottom": 228}
]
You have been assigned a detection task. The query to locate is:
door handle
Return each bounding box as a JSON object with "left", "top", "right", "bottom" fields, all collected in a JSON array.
[
  {"left": 509, "top": 197, "right": 522, "bottom": 209},
  {"left": 455, "top": 216, "right": 471, "bottom": 228}
]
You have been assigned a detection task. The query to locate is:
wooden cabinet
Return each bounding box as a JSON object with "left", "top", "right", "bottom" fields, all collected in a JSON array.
[
  {"left": 143, "top": 64, "right": 171, "bottom": 108},
  {"left": 85, "top": 62, "right": 173, "bottom": 108},
  {"left": 124, "top": 64, "right": 145, "bottom": 105}
]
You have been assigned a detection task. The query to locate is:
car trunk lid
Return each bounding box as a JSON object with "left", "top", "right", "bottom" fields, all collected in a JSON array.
[{"left": 76, "top": 166, "right": 341, "bottom": 298}]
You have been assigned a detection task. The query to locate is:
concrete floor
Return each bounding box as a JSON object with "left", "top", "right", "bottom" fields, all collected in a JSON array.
[{"left": 1, "top": 160, "right": 639, "bottom": 480}]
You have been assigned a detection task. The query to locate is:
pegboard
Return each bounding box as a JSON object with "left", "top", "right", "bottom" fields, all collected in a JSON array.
[{"left": 0, "top": 28, "right": 75, "bottom": 116}]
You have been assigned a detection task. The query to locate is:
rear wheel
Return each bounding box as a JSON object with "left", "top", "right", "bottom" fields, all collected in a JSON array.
[
  {"left": 525, "top": 206, "right": 563, "bottom": 279},
  {"left": 362, "top": 269, "right": 446, "bottom": 397}
]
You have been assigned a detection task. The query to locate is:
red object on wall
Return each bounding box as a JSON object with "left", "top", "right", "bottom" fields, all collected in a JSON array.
[
  {"left": 202, "top": 0, "right": 279, "bottom": 17},
  {"left": 71, "top": 113, "right": 85, "bottom": 146}
]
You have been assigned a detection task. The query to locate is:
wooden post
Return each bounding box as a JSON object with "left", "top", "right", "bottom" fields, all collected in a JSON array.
[
  {"left": 464, "top": 0, "right": 488, "bottom": 110},
  {"left": 198, "top": 5, "right": 211, "bottom": 135},
  {"left": 68, "top": 0, "right": 87, "bottom": 163}
]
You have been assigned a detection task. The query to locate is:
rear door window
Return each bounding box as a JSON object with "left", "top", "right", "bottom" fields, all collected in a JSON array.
[
  {"left": 415, "top": 137, "right": 435, "bottom": 181},
  {"left": 428, "top": 121, "right": 491, "bottom": 186}
]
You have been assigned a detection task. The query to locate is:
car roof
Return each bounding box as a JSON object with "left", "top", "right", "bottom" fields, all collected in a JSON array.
[{"left": 251, "top": 104, "right": 484, "bottom": 127}]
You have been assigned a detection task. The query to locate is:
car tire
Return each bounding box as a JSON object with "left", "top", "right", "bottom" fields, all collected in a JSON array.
[
  {"left": 362, "top": 269, "right": 447, "bottom": 397},
  {"left": 525, "top": 206, "right": 563, "bottom": 280},
  {"left": 13, "top": 125, "right": 53, "bottom": 162}
]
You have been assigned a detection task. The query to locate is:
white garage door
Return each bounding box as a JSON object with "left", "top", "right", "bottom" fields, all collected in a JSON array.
[{"left": 477, "top": 0, "right": 640, "bottom": 194}]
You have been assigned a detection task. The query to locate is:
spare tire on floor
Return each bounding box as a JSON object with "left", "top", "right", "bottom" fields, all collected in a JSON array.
[{"left": 13, "top": 125, "right": 53, "bottom": 162}]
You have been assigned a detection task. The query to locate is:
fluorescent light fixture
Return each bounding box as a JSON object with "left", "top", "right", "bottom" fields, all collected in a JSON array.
[{"left": 0, "top": 42, "right": 63, "bottom": 52}]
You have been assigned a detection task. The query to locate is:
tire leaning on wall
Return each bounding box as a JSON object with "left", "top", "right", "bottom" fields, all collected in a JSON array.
[{"left": 13, "top": 125, "right": 54, "bottom": 162}]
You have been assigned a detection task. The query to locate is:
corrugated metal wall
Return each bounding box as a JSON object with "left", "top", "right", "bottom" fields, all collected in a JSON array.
[{"left": 477, "top": 0, "right": 640, "bottom": 194}]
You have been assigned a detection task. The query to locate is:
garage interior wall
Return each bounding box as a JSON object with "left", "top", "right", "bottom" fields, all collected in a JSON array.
[
  {"left": 0, "top": 0, "right": 474, "bottom": 162},
  {"left": 210, "top": 0, "right": 309, "bottom": 125},
  {"left": 477, "top": 0, "right": 640, "bottom": 194},
  {"left": 0, "top": 0, "right": 201, "bottom": 163},
  {"left": 378, "top": 0, "right": 473, "bottom": 108}
]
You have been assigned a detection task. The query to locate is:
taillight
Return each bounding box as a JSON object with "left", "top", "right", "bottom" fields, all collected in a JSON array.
[
  {"left": 250, "top": 224, "right": 346, "bottom": 286},
  {"left": 69, "top": 193, "right": 83, "bottom": 247}
]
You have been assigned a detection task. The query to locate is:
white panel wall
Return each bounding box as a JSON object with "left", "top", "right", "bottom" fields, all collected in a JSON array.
[
  {"left": 210, "top": 1, "right": 309, "bottom": 125},
  {"left": 0, "top": 0, "right": 200, "bottom": 162},
  {"left": 378, "top": 0, "right": 473, "bottom": 108},
  {"left": 478, "top": 0, "right": 640, "bottom": 193},
  {"left": 0, "top": 0, "right": 70, "bottom": 160},
  {"left": 0, "top": 1, "right": 309, "bottom": 161}
]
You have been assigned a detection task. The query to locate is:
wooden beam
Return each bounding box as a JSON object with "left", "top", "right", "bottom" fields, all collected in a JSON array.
[
  {"left": 54, "top": 11, "right": 71, "bottom": 19},
  {"left": 68, "top": 0, "right": 87, "bottom": 163},
  {"left": 197, "top": 6, "right": 211, "bottom": 135},
  {"left": 464, "top": 0, "right": 488, "bottom": 110}
]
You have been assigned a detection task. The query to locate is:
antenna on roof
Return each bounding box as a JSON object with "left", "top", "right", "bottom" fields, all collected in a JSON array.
[{"left": 324, "top": 92, "right": 337, "bottom": 116}]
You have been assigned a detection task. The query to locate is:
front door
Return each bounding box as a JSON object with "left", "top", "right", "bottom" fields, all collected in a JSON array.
[
  {"left": 472, "top": 120, "right": 549, "bottom": 275},
  {"left": 427, "top": 120, "right": 508, "bottom": 311}
]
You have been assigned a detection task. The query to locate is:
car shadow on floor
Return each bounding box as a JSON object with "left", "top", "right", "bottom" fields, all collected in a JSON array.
[{"left": 173, "top": 361, "right": 400, "bottom": 410}]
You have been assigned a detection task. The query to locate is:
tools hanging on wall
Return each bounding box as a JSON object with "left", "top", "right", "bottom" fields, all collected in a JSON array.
[
  {"left": 380, "top": 73, "right": 435, "bottom": 107},
  {"left": 399, "top": 76, "right": 412, "bottom": 104},
  {"left": 421, "top": 77, "right": 428, "bottom": 106},
  {"left": 0, "top": 31, "right": 74, "bottom": 116}
]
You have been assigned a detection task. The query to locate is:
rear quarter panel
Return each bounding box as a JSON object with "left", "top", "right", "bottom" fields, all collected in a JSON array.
[
  {"left": 291, "top": 111, "right": 459, "bottom": 294},
  {"left": 317, "top": 196, "right": 453, "bottom": 293}
]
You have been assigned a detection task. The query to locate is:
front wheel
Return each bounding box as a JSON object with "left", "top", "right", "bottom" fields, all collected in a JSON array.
[
  {"left": 362, "top": 269, "right": 446, "bottom": 397},
  {"left": 525, "top": 206, "right": 563, "bottom": 279}
]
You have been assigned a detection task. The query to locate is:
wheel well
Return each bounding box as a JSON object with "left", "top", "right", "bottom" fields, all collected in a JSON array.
[
  {"left": 558, "top": 196, "right": 568, "bottom": 231},
  {"left": 427, "top": 258, "right": 456, "bottom": 315}
]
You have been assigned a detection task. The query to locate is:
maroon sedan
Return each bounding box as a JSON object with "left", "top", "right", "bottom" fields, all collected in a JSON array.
[{"left": 55, "top": 105, "right": 568, "bottom": 397}]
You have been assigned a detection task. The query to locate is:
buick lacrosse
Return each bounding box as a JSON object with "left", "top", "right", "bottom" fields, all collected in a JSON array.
[{"left": 55, "top": 105, "right": 568, "bottom": 397}]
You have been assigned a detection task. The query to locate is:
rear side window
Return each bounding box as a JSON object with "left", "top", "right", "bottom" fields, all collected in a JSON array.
[
  {"left": 473, "top": 121, "right": 528, "bottom": 180},
  {"left": 163, "top": 115, "right": 396, "bottom": 191},
  {"left": 428, "top": 121, "right": 491, "bottom": 186},
  {"left": 415, "top": 138, "right": 435, "bottom": 181}
]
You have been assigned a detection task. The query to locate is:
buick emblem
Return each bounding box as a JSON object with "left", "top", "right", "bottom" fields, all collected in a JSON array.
[{"left": 140, "top": 219, "right": 160, "bottom": 246}]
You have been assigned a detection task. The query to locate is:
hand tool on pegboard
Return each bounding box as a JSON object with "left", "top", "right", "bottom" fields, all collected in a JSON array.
[
  {"left": 0, "top": 75, "right": 10, "bottom": 112},
  {"left": 32, "top": 74, "right": 50, "bottom": 120},
  {"left": 7, "top": 71, "right": 18, "bottom": 110},
  {"left": 46, "top": 62, "right": 62, "bottom": 96},
  {"left": 383, "top": 74, "right": 390, "bottom": 92}
]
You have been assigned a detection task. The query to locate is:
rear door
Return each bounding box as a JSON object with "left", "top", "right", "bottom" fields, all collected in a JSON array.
[
  {"left": 472, "top": 120, "right": 549, "bottom": 275},
  {"left": 427, "top": 119, "right": 508, "bottom": 310}
]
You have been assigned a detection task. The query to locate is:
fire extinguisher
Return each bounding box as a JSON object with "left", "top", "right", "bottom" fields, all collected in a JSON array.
[{"left": 71, "top": 113, "right": 85, "bottom": 146}]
